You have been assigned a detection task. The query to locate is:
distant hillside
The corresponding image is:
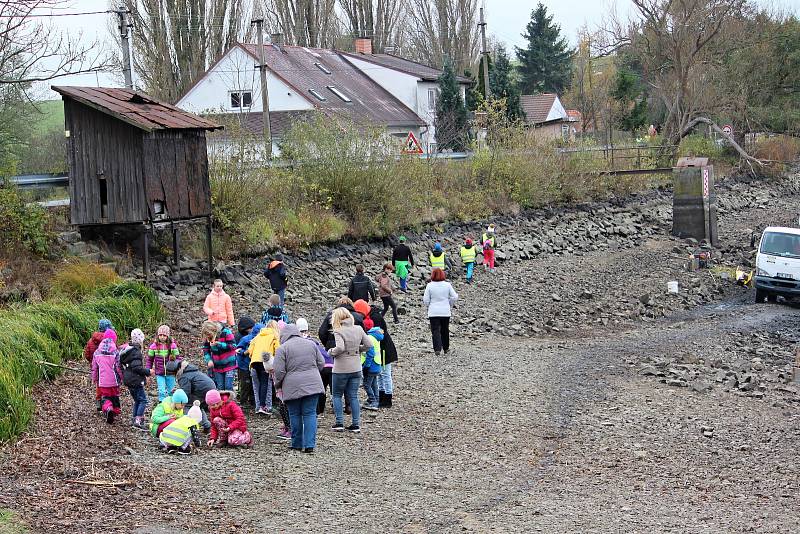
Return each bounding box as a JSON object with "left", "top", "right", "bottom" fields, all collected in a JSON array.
[{"left": 29, "top": 100, "right": 64, "bottom": 134}]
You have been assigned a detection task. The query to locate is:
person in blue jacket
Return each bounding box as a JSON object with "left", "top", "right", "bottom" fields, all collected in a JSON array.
[
  {"left": 237, "top": 322, "right": 264, "bottom": 408},
  {"left": 362, "top": 327, "right": 384, "bottom": 412}
]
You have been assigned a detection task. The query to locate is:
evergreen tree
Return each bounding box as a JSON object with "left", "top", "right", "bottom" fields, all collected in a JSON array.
[
  {"left": 489, "top": 45, "right": 524, "bottom": 122},
  {"left": 611, "top": 63, "right": 649, "bottom": 134},
  {"left": 463, "top": 68, "right": 482, "bottom": 112},
  {"left": 515, "top": 3, "right": 574, "bottom": 95},
  {"left": 434, "top": 61, "right": 469, "bottom": 151}
]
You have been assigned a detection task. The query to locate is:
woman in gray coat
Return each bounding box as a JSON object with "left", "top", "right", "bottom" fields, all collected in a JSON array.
[
  {"left": 423, "top": 267, "right": 459, "bottom": 356},
  {"left": 274, "top": 324, "right": 325, "bottom": 452}
]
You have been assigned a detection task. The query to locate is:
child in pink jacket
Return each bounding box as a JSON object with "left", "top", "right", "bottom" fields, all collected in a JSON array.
[
  {"left": 203, "top": 279, "right": 234, "bottom": 326},
  {"left": 92, "top": 337, "right": 123, "bottom": 424}
]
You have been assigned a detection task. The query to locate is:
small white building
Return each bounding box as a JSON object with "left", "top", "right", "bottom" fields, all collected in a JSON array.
[{"left": 176, "top": 40, "right": 468, "bottom": 155}]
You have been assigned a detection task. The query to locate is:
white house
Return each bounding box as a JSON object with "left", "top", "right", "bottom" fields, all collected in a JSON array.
[
  {"left": 176, "top": 40, "right": 469, "bottom": 154},
  {"left": 177, "top": 42, "right": 441, "bottom": 154},
  {"left": 340, "top": 45, "right": 472, "bottom": 153}
]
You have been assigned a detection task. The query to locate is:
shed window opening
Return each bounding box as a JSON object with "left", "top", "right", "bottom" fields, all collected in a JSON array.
[
  {"left": 327, "top": 86, "right": 352, "bottom": 103},
  {"left": 315, "top": 62, "right": 332, "bottom": 74},
  {"left": 309, "top": 89, "right": 327, "bottom": 101},
  {"left": 230, "top": 91, "right": 252, "bottom": 109}
]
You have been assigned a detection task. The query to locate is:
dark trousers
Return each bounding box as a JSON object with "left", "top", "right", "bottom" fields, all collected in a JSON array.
[
  {"left": 381, "top": 296, "right": 399, "bottom": 322},
  {"left": 317, "top": 367, "right": 333, "bottom": 415},
  {"left": 237, "top": 368, "right": 254, "bottom": 407},
  {"left": 429, "top": 316, "right": 450, "bottom": 353}
]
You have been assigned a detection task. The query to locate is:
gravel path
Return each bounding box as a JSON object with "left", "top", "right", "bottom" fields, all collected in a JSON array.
[{"left": 2, "top": 174, "right": 800, "bottom": 532}]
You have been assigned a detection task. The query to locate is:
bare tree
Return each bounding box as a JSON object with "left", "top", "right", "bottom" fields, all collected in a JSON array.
[
  {"left": 0, "top": 0, "right": 107, "bottom": 86},
  {"left": 339, "top": 0, "right": 404, "bottom": 52},
  {"left": 613, "top": 0, "right": 749, "bottom": 143},
  {"left": 124, "top": 0, "right": 252, "bottom": 102},
  {"left": 406, "top": 0, "right": 479, "bottom": 71},
  {"left": 261, "top": 0, "right": 338, "bottom": 47}
]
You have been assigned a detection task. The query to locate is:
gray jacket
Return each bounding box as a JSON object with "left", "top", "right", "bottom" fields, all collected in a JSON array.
[
  {"left": 423, "top": 281, "right": 458, "bottom": 317},
  {"left": 329, "top": 317, "right": 373, "bottom": 374},
  {"left": 170, "top": 360, "right": 216, "bottom": 406},
  {"left": 273, "top": 325, "right": 324, "bottom": 401}
]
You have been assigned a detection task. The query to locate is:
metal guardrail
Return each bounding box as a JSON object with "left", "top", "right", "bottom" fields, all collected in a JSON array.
[{"left": 7, "top": 173, "right": 69, "bottom": 188}]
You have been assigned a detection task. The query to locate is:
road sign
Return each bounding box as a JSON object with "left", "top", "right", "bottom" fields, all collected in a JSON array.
[
  {"left": 702, "top": 168, "right": 710, "bottom": 198},
  {"left": 722, "top": 124, "right": 733, "bottom": 136},
  {"left": 402, "top": 132, "right": 424, "bottom": 155}
]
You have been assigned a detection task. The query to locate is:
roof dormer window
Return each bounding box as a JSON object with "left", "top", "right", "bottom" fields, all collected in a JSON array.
[
  {"left": 327, "top": 86, "right": 352, "bottom": 103},
  {"left": 315, "top": 62, "right": 332, "bottom": 74},
  {"left": 308, "top": 89, "right": 327, "bottom": 101}
]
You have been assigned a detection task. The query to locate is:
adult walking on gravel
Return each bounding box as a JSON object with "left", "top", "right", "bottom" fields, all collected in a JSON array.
[
  {"left": 203, "top": 279, "right": 235, "bottom": 327},
  {"left": 423, "top": 268, "right": 458, "bottom": 356},
  {"left": 375, "top": 263, "right": 399, "bottom": 323},
  {"left": 347, "top": 264, "right": 375, "bottom": 303},
  {"left": 392, "top": 236, "right": 415, "bottom": 292},
  {"left": 264, "top": 253, "right": 288, "bottom": 306},
  {"left": 329, "top": 308, "right": 373, "bottom": 433},
  {"left": 273, "top": 324, "right": 325, "bottom": 452}
]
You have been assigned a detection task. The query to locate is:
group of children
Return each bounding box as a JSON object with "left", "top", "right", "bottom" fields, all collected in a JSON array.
[{"left": 84, "top": 286, "right": 396, "bottom": 454}]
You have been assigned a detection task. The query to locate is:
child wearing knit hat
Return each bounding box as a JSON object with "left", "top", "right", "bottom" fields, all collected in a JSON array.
[
  {"left": 119, "top": 328, "right": 151, "bottom": 430},
  {"left": 206, "top": 389, "right": 252, "bottom": 447},
  {"left": 146, "top": 325, "right": 182, "bottom": 402},
  {"left": 159, "top": 401, "right": 204, "bottom": 455},
  {"left": 84, "top": 318, "right": 117, "bottom": 411}
]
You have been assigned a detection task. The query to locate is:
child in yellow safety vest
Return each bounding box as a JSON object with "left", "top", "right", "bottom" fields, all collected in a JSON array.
[
  {"left": 361, "top": 327, "right": 384, "bottom": 411},
  {"left": 159, "top": 401, "right": 203, "bottom": 455},
  {"left": 429, "top": 242, "right": 447, "bottom": 271},
  {"left": 459, "top": 238, "right": 479, "bottom": 284}
]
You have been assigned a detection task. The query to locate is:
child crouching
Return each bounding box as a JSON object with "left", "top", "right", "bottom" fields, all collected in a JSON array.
[
  {"left": 159, "top": 401, "right": 204, "bottom": 455},
  {"left": 206, "top": 389, "right": 252, "bottom": 447}
]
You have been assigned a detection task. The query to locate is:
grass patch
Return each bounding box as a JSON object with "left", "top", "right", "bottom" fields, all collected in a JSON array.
[
  {"left": 0, "top": 509, "right": 26, "bottom": 534},
  {"left": 49, "top": 262, "right": 120, "bottom": 299},
  {"left": 29, "top": 101, "right": 64, "bottom": 136},
  {"left": 0, "top": 281, "right": 163, "bottom": 442}
]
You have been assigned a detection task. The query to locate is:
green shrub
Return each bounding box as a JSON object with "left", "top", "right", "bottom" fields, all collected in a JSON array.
[
  {"left": 0, "top": 185, "right": 51, "bottom": 255},
  {"left": 49, "top": 262, "right": 120, "bottom": 299},
  {"left": 0, "top": 281, "right": 163, "bottom": 441},
  {"left": 678, "top": 134, "right": 723, "bottom": 160}
]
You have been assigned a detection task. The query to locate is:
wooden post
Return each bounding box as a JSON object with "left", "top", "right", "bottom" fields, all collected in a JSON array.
[
  {"left": 172, "top": 224, "right": 180, "bottom": 267},
  {"left": 143, "top": 227, "right": 150, "bottom": 284},
  {"left": 206, "top": 216, "right": 213, "bottom": 277}
]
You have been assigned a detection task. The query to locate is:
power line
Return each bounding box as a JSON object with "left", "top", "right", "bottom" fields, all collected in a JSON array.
[{"left": 0, "top": 10, "right": 112, "bottom": 18}]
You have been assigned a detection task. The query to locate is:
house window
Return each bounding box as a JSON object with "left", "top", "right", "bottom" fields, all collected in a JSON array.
[
  {"left": 428, "top": 142, "right": 437, "bottom": 153},
  {"left": 327, "top": 86, "right": 352, "bottom": 103},
  {"left": 427, "top": 88, "right": 438, "bottom": 110},
  {"left": 561, "top": 123, "right": 570, "bottom": 141},
  {"left": 309, "top": 89, "right": 327, "bottom": 101},
  {"left": 230, "top": 91, "right": 252, "bottom": 109}
]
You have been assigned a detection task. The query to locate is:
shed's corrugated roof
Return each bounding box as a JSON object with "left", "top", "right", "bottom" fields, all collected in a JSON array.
[
  {"left": 240, "top": 44, "right": 425, "bottom": 128},
  {"left": 339, "top": 51, "right": 472, "bottom": 84},
  {"left": 520, "top": 93, "right": 558, "bottom": 124},
  {"left": 52, "top": 86, "right": 222, "bottom": 132}
]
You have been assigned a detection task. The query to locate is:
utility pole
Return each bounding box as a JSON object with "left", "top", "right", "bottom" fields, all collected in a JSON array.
[
  {"left": 251, "top": 13, "right": 272, "bottom": 159},
  {"left": 116, "top": 4, "right": 133, "bottom": 89},
  {"left": 478, "top": 7, "right": 491, "bottom": 100}
]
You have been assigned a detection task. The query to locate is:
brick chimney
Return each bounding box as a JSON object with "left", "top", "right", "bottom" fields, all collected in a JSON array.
[{"left": 354, "top": 37, "right": 372, "bottom": 55}]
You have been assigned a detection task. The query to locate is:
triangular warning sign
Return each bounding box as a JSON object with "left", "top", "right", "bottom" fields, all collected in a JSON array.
[{"left": 401, "top": 131, "right": 424, "bottom": 154}]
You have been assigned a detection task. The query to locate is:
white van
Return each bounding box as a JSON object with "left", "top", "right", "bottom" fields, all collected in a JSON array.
[{"left": 754, "top": 226, "right": 800, "bottom": 302}]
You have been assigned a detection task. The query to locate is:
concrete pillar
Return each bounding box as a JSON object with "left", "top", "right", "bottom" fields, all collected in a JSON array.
[{"left": 672, "top": 157, "right": 718, "bottom": 246}]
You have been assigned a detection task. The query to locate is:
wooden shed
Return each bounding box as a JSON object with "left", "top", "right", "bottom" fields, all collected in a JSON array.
[{"left": 52, "top": 86, "right": 222, "bottom": 278}]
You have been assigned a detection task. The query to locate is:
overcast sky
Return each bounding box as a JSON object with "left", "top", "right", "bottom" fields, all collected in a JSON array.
[{"left": 36, "top": 0, "right": 800, "bottom": 98}]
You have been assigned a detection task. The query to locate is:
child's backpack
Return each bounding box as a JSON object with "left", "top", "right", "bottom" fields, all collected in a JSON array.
[{"left": 483, "top": 239, "right": 493, "bottom": 251}]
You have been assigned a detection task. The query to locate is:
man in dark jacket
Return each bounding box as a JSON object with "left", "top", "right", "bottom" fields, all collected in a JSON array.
[
  {"left": 169, "top": 360, "right": 216, "bottom": 431},
  {"left": 347, "top": 264, "right": 375, "bottom": 303},
  {"left": 264, "top": 253, "right": 288, "bottom": 306},
  {"left": 318, "top": 300, "right": 364, "bottom": 349},
  {"left": 392, "top": 236, "right": 415, "bottom": 292}
]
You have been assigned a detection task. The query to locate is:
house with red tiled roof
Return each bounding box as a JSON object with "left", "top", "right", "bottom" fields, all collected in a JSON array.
[
  {"left": 176, "top": 39, "right": 468, "bottom": 154},
  {"left": 520, "top": 93, "right": 579, "bottom": 141}
]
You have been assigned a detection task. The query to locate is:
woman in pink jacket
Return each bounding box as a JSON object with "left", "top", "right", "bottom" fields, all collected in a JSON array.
[{"left": 203, "top": 279, "right": 235, "bottom": 326}]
